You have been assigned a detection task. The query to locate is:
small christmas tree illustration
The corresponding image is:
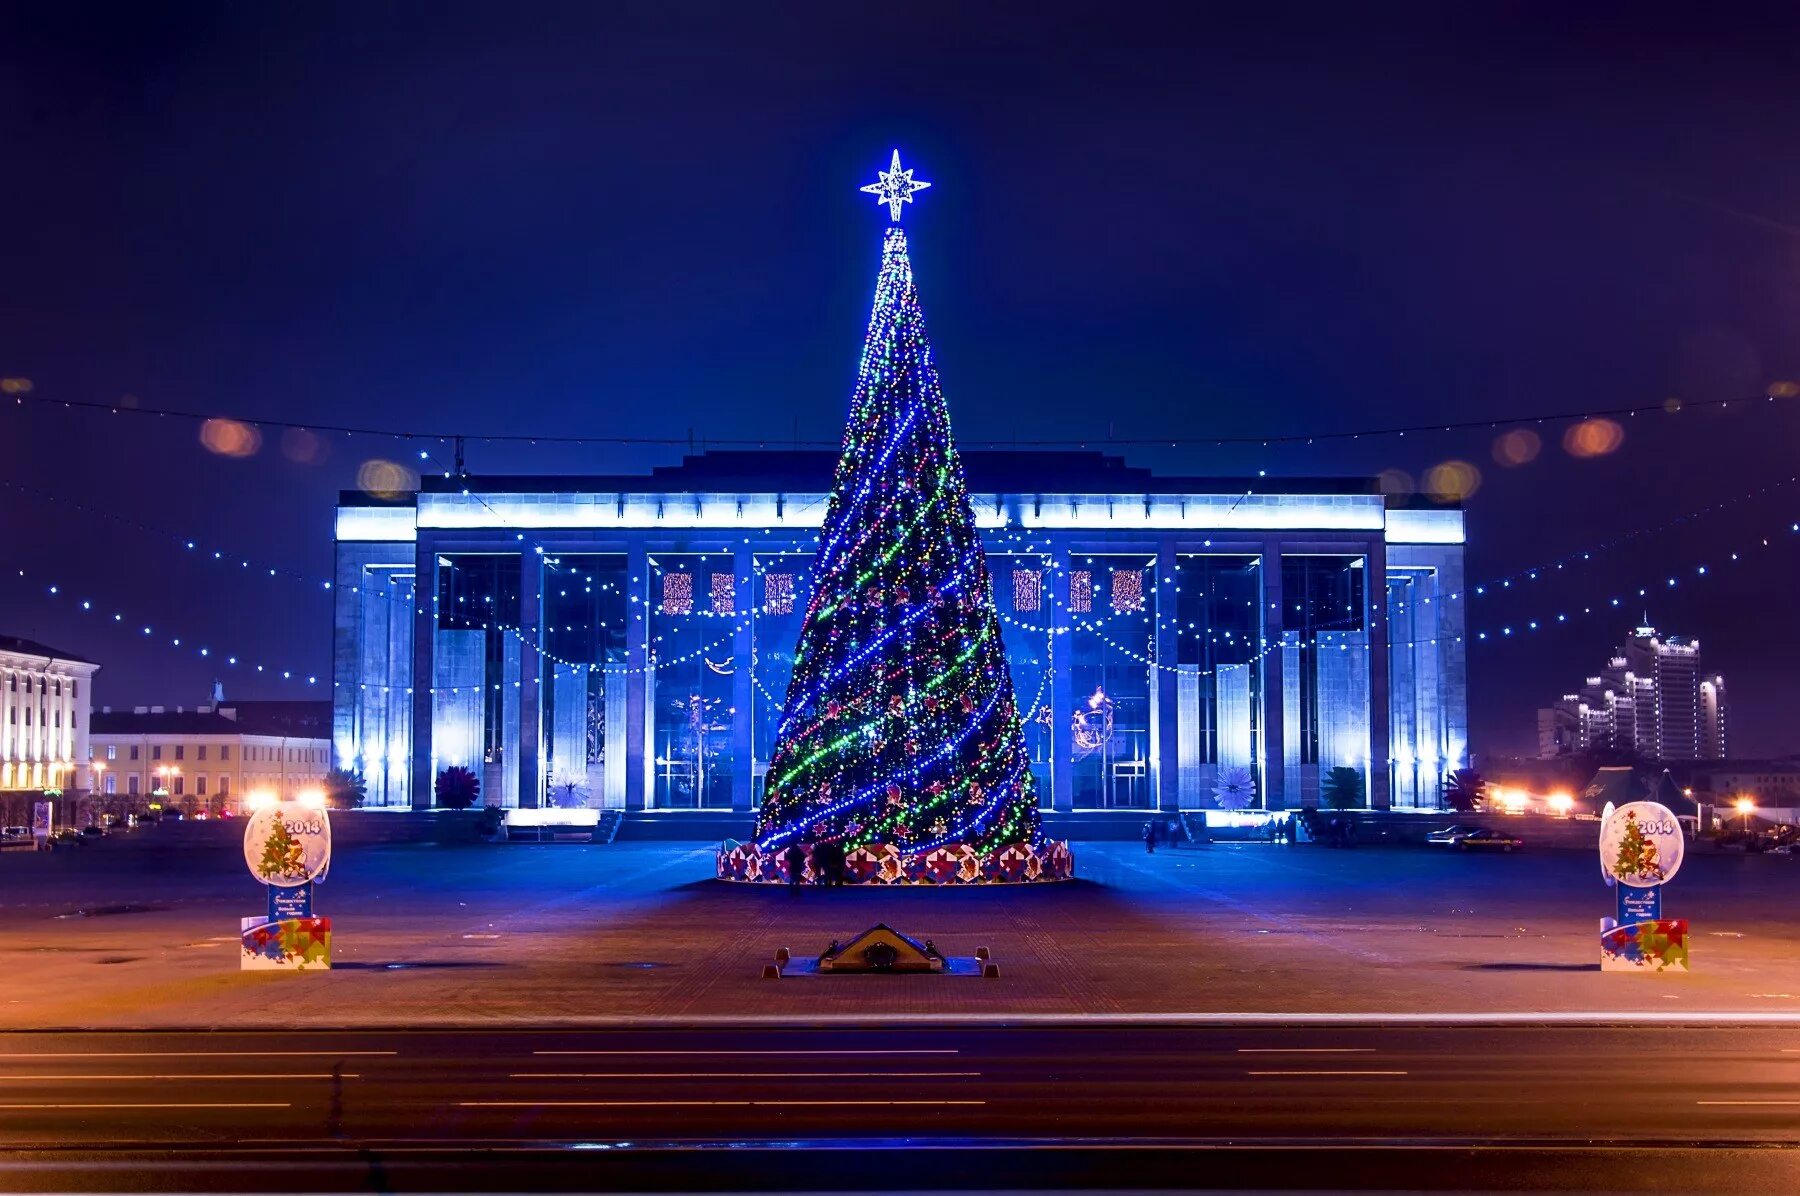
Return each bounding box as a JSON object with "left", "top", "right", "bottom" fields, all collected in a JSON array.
[
  {"left": 258, "top": 818, "right": 306, "bottom": 882},
  {"left": 1612, "top": 810, "right": 1664, "bottom": 883}
]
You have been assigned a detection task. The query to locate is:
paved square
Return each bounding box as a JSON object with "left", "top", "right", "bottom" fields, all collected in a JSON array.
[{"left": 4, "top": 826, "right": 1798, "bottom": 1027}]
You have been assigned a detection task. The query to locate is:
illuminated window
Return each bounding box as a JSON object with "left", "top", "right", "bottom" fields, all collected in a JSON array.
[
  {"left": 650, "top": 556, "right": 735, "bottom": 810},
  {"left": 1070, "top": 554, "right": 1156, "bottom": 809}
]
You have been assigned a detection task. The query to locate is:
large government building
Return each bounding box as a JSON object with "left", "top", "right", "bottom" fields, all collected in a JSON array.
[{"left": 332, "top": 451, "right": 1468, "bottom": 815}]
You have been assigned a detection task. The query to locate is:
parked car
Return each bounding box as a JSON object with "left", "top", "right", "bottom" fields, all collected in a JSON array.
[
  {"left": 79, "top": 824, "right": 106, "bottom": 839},
  {"left": 0, "top": 826, "right": 32, "bottom": 847},
  {"left": 47, "top": 828, "right": 84, "bottom": 850},
  {"left": 1427, "top": 825, "right": 1525, "bottom": 850},
  {"left": 1441, "top": 827, "right": 1522, "bottom": 852}
]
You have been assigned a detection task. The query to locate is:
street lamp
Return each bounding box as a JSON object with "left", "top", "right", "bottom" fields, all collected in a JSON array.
[
  {"left": 91, "top": 760, "right": 106, "bottom": 792},
  {"left": 1735, "top": 796, "right": 1756, "bottom": 834}
]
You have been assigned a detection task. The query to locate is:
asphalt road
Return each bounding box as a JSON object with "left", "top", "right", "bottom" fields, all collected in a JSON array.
[{"left": 1, "top": 1023, "right": 1797, "bottom": 1191}]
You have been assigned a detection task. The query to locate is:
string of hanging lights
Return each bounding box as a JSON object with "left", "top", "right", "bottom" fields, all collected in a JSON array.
[
  {"left": 8, "top": 480, "right": 1795, "bottom": 691},
  {"left": 10, "top": 379, "right": 1796, "bottom": 451}
]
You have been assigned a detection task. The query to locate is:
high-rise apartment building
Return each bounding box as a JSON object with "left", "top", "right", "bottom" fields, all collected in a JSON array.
[{"left": 1538, "top": 624, "right": 1727, "bottom": 761}]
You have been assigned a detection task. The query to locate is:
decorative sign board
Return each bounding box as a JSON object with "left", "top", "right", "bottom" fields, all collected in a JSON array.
[
  {"left": 1598, "top": 801, "right": 1688, "bottom": 973},
  {"left": 1617, "top": 883, "right": 1662, "bottom": 924},
  {"left": 241, "top": 802, "right": 332, "bottom": 971},
  {"left": 269, "top": 881, "right": 314, "bottom": 921}
]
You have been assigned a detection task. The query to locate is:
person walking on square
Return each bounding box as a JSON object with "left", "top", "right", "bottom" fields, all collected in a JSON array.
[
  {"left": 785, "top": 842, "right": 807, "bottom": 891},
  {"left": 1143, "top": 819, "right": 1159, "bottom": 855},
  {"left": 820, "top": 839, "right": 846, "bottom": 886}
]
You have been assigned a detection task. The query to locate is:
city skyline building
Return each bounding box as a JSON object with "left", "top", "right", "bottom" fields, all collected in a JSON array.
[{"left": 1537, "top": 623, "right": 1727, "bottom": 761}]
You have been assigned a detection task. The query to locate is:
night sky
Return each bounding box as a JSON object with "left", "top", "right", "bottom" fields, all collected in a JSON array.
[{"left": 3, "top": 6, "right": 1797, "bottom": 758}]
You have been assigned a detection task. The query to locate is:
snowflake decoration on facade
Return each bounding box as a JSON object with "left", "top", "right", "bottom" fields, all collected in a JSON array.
[
  {"left": 1212, "top": 765, "right": 1256, "bottom": 810},
  {"left": 764, "top": 572, "right": 795, "bottom": 616},
  {"left": 1110, "top": 568, "right": 1146, "bottom": 613},
  {"left": 660, "top": 572, "right": 693, "bottom": 616},
  {"left": 1012, "top": 568, "right": 1042, "bottom": 612},
  {"left": 709, "top": 572, "right": 736, "bottom": 614},
  {"left": 860, "top": 149, "right": 931, "bottom": 222},
  {"left": 1070, "top": 569, "right": 1093, "bottom": 614}
]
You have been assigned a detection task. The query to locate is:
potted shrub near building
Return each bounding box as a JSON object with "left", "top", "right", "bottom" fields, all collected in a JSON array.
[
  {"left": 323, "top": 769, "right": 367, "bottom": 810},
  {"left": 1322, "top": 766, "right": 1365, "bottom": 810}
]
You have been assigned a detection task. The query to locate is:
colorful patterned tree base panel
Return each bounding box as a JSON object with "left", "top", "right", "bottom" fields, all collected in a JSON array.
[
  {"left": 240, "top": 916, "right": 333, "bottom": 970},
  {"left": 717, "top": 840, "right": 1074, "bottom": 885},
  {"left": 1600, "top": 917, "right": 1688, "bottom": 972}
]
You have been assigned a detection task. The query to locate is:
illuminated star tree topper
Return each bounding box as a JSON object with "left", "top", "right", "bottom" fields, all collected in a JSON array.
[{"left": 859, "top": 149, "right": 931, "bottom": 222}]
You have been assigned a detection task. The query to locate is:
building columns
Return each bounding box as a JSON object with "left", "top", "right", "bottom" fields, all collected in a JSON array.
[
  {"left": 1048, "top": 546, "right": 1074, "bottom": 813},
  {"left": 408, "top": 544, "right": 438, "bottom": 810},
  {"left": 516, "top": 549, "right": 544, "bottom": 809},
  {"left": 1260, "top": 540, "right": 1287, "bottom": 809},
  {"left": 623, "top": 547, "right": 650, "bottom": 812},
  {"left": 731, "top": 546, "right": 755, "bottom": 812},
  {"left": 1366, "top": 542, "right": 1392, "bottom": 811},
  {"left": 1153, "top": 541, "right": 1180, "bottom": 813}
]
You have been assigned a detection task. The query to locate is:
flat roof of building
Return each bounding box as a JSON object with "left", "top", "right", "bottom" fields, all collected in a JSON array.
[
  {"left": 335, "top": 450, "right": 1466, "bottom": 544},
  {"left": 92, "top": 700, "right": 332, "bottom": 738},
  {"left": 341, "top": 450, "right": 1446, "bottom": 505}
]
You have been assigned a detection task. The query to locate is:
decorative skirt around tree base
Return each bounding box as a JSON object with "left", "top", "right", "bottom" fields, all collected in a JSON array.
[{"left": 716, "top": 840, "right": 1074, "bottom": 885}]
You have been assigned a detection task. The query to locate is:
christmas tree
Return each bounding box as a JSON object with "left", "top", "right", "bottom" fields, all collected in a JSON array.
[
  {"left": 753, "top": 153, "right": 1039, "bottom": 858},
  {"left": 258, "top": 817, "right": 306, "bottom": 882},
  {"left": 1612, "top": 810, "right": 1664, "bottom": 882}
]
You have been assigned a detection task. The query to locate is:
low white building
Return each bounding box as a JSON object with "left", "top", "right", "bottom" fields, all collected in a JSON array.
[
  {"left": 0, "top": 636, "right": 99, "bottom": 794},
  {"left": 88, "top": 700, "right": 333, "bottom": 814}
]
